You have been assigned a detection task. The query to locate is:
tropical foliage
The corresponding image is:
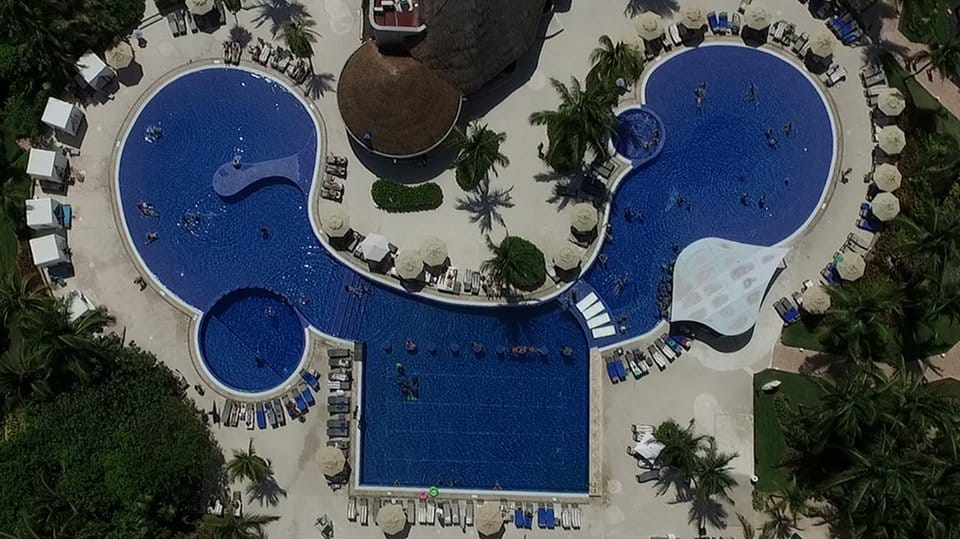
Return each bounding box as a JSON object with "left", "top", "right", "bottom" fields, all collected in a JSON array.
[
  {"left": 448, "top": 122, "right": 510, "bottom": 192},
  {"left": 227, "top": 439, "right": 273, "bottom": 484},
  {"left": 0, "top": 0, "right": 146, "bottom": 138},
  {"left": 0, "top": 338, "right": 224, "bottom": 537},
  {"left": 280, "top": 18, "right": 320, "bottom": 66},
  {"left": 481, "top": 236, "right": 546, "bottom": 292},
  {"left": 529, "top": 77, "right": 617, "bottom": 173},
  {"left": 198, "top": 513, "right": 280, "bottom": 539},
  {"left": 371, "top": 179, "right": 443, "bottom": 212},
  {"left": 587, "top": 34, "right": 645, "bottom": 88},
  {"left": 817, "top": 277, "right": 902, "bottom": 364},
  {"left": 909, "top": 38, "right": 960, "bottom": 80}
]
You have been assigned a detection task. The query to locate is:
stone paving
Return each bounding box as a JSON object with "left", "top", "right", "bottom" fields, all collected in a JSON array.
[{"left": 29, "top": 0, "right": 895, "bottom": 536}]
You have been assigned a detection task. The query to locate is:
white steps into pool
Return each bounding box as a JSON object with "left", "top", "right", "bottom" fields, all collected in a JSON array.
[{"left": 574, "top": 291, "right": 617, "bottom": 340}]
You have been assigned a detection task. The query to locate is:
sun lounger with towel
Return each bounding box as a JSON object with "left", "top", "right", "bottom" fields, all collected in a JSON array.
[
  {"left": 669, "top": 24, "right": 682, "bottom": 45},
  {"left": 718, "top": 12, "right": 729, "bottom": 33},
  {"left": 707, "top": 11, "right": 719, "bottom": 33}
]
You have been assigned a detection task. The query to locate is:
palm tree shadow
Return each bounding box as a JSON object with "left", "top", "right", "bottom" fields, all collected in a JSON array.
[
  {"left": 687, "top": 496, "right": 729, "bottom": 530},
  {"left": 303, "top": 72, "right": 337, "bottom": 98},
  {"left": 860, "top": 40, "right": 911, "bottom": 65},
  {"left": 654, "top": 470, "right": 693, "bottom": 503},
  {"left": 230, "top": 25, "right": 253, "bottom": 48},
  {"left": 246, "top": 477, "right": 288, "bottom": 507},
  {"left": 252, "top": 0, "right": 308, "bottom": 36},
  {"left": 624, "top": 0, "right": 680, "bottom": 17},
  {"left": 455, "top": 179, "right": 516, "bottom": 235}
]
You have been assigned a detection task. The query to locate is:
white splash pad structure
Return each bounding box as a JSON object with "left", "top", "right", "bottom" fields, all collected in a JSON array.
[{"left": 670, "top": 238, "right": 788, "bottom": 336}]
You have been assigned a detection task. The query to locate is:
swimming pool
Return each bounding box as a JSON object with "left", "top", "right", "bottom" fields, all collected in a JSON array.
[
  {"left": 585, "top": 44, "right": 836, "bottom": 336},
  {"left": 116, "top": 66, "right": 591, "bottom": 492}
]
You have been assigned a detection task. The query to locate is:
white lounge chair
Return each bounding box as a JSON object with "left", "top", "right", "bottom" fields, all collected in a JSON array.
[{"left": 669, "top": 24, "right": 682, "bottom": 46}]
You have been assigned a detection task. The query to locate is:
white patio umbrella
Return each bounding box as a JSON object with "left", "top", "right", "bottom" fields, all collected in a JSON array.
[
  {"left": 877, "top": 125, "right": 906, "bottom": 155},
  {"left": 104, "top": 41, "right": 134, "bottom": 69},
  {"left": 635, "top": 12, "right": 664, "bottom": 41},
  {"left": 800, "top": 285, "right": 831, "bottom": 314},
  {"left": 475, "top": 502, "right": 503, "bottom": 537},
  {"left": 871, "top": 192, "right": 901, "bottom": 221},
  {"left": 876, "top": 88, "right": 906, "bottom": 117},
  {"left": 742, "top": 4, "right": 771, "bottom": 30},
  {"left": 419, "top": 236, "right": 448, "bottom": 267},
  {"left": 570, "top": 203, "right": 598, "bottom": 233},
  {"left": 394, "top": 250, "right": 423, "bottom": 281},
  {"left": 872, "top": 163, "right": 902, "bottom": 192},
  {"left": 807, "top": 31, "right": 835, "bottom": 58},
  {"left": 377, "top": 503, "right": 406, "bottom": 536},
  {"left": 678, "top": 4, "right": 705, "bottom": 30},
  {"left": 835, "top": 252, "right": 866, "bottom": 281},
  {"left": 360, "top": 233, "right": 391, "bottom": 262},
  {"left": 318, "top": 446, "right": 346, "bottom": 476},
  {"left": 552, "top": 242, "right": 582, "bottom": 271},
  {"left": 321, "top": 206, "right": 351, "bottom": 238},
  {"left": 185, "top": 0, "right": 217, "bottom": 15}
]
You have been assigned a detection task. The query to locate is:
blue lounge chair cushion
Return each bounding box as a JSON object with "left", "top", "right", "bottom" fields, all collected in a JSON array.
[
  {"left": 302, "top": 387, "right": 316, "bottom": 406},
  {"left": 295, "top": 394, "right": 308, "bottom": 412},
  {"left": 61, "top": 205, "right": 72, "bottom": 229},
  {"left": 616, "top": 360, "right": 627, "bottom": 380},
  {"left": 515, "top": 509, "right": 523, "bottom": 528},
  {"left": 256, "top": 410, "right": 266, "bottom": 429},
  {"left": 547, "top": 508, "right": 555, "bottom": 528},
  {"left": 537, "top": 508, "right": 546, "bottom": 528},
  {"left": 606, "top": 362, "right": 618, "bottom": 384},
  {"left": 708, "top": 12, "right": 719, "bottom": 30},
  {"left": 719, "top": 12, "right": 728, "bottom": 30}
]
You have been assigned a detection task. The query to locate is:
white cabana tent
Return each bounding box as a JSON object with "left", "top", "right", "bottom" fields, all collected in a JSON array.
[
  {"left": 25, "top": 198, "right": 62, "bottom": 231},
  {"left": 41, "top": 97, "right": 84, "bottom": 136},
  {"left": 75, "top": 51, "right": 116, "bottom": 90},
  {"left": 671, "top": 238, "right": 789, "bottom": 336},
  {"left": 27, "top": 149, "right": 68, "bottom": 183},
  {"left": 29, "top": 234, "right": 69, "bottom": 268}
]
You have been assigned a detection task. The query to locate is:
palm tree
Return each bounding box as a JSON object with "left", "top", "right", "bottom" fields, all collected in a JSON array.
[
  {"left": 0, "top": 271, "right": 50, "bottom": 326},
  {"left": 896, "top": 201, "right": 960, "bottom": 273},
  {"left": 692, "top": 442, "right": 738, "bottom": 504},
  {"left": 448, "top": 122, "right": 510, "bottom": 192},
  {"left": 529, "top": 77, "right": 617, "bottom": 173},
  {"left": 808, "top": 372, "right": 881, "bottom": 448},
  {"left": 909, "top": 39, "right": 960, "bottom": 80},
  {"left": 480, "top": 236, "right": 546, "bottom": 292},
  {"left": 768, "top": 479, "right": 810, "bottom": 527},
  {"left": 736, "top": 513, "right": 756, "bottom": 539},
  {"left": 817, "top": 277, "right": 903, "bottom": 364},
  {"left": 19, "top": 300, "right": 114, "bottom": 384},
  {"left": 654, "top": 419, "right": 705, "bottom": 478},
  {"left": 198, "top": 513, "right": 279, "bottom": 539},
  {"left": 226, "top": 439, "right": 273, "bottom": 483},
  {"left": 588, "top": 34, "right": 645, "bottom": 88},
  {"left": 280, "top": 18, "right": 320, "bottom": 69},
  {"left": 0, "top": 351, "right": 51, "bottom": 412}
]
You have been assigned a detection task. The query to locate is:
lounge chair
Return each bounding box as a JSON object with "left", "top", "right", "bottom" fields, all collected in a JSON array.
[
  {"left": 605, "top": 360, "right": 618, "bottom": 384},
  {"left": 669, "top": 24, "right": 683, "bottom": 46},
  {"left": 272, "top": 398, "right": 286, "bottom": 426},
  {"left": 514, "top": 508, "right": 524, "bottom": 529},
  {"left": 792, "top": 32, "right": 809, "bottom": 56},
  {"left": 614, "top": 358, "right": 627, "bottom": 381},
  {"left": 857, "top": 217, "right": 883, "bottom": 232},
  {"left": 175, "top": 10, "right": 187, "bottom": 36},
  {"left": 294, "top": 392, "right": 308, "bottom": 413},
  {"left": 301, "top": 369, "right": 320, "bottom": 390},
  {"left": 826, "top": 66, "right": 847, "bottom": 87},
  {"left": 166, "top": 13, "right": 179, "bottom": 36},
  {"left": 655, "top": 337, "right": 677, "bottom": 360},
  {"left": 861, "top": 63, "right": 883, "bottom": 80},
  {"left": 328, "top": 427, "right": 348, "bottom": 438},
  {"left": 731, "top": 12, "right": 741, "bottom": 35},
  {"left": 821, "top": 263, "right": 842, "bottom": 285},
  {"left": 648, "top": 345, "right": 667, "bottom": 369},
  {"left": 186, "top": 11, "right": 198, "bottom": 33},
  {"left": 718, "top": 12, "right": 729, "bottom": 34},
  {"left": 863, "top": 71, "right": 886, "bottom": 87},
  {"left": 329, "top": 348, "right": 352, "bottom": 358},
  {"left": 571, "top": 504, "right": 581, "bottom": 529},
  {"left": 256, "top": 402, "right": 266, "bottom": 429},
  {"left": 329, "top": 403, "right": 349, "bottom": 414},
  {"left": 707, "top": 11, "right": 719, "bottom": 33},
  {"left": 537, "top": 506, "right": 546, "bottom": 528}
]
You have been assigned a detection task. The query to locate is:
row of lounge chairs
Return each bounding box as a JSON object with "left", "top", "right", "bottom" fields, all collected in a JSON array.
[
  {"left": 325, "top": 348, "right": 354, "bottom": 457},
  {"left": 345, "top": 497, "right": 581, "bottom": 531},
  {"left": 512, "top": 502, "right": 581, "bottom": 530},
  {"left": 322, "top": 155, "right": 348, "bottom": 202},
  {"left": 248, "top": 38, "right": 313, "bottom": 84},
  {"left": 826, "top": 11, "right": 862, "bottom": 45},
  {"left": 603, "top": 334, "right": 692, "bottom": 384},
  {"left": 707, "top": 11, "right": 733, "bottom": 35}
]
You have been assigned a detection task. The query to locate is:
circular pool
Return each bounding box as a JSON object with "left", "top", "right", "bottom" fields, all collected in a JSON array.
[{"left": 198, "top": 288, "right": 307, "bottom": 393}]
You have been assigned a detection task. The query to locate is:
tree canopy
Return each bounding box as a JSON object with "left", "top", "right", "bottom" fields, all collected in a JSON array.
[
  {"left": 0, "top": 337, "right": 224, "bottom": 538},
  {"left": 482, "top": 235, "right": 547, "bottom": 292}
]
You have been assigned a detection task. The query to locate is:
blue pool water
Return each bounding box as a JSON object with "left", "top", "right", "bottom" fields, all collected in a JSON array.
[
  {"left": 584, "top": 45, "right": 834, "bottom": 333},
  {"left": 611, "top": 107, "right": 665, "bottom": 163},
  {"left": 117, "top": 46, "right": 833, "bottom": 493},
  {"left": 117, "top": 66, "right": 590, "bottom": 492},
  {"left": 199, "top": 288, "right": 306, "bottom": 392}
]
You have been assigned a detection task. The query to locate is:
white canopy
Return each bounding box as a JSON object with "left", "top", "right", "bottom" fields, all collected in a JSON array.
[
  {"left": 41, "top": 97, "right": 83, "bottom": 136},
  {"left": 186, "top": 0, "right": 217, "bottom": 15},
  {"left": 29, "top": 234, "right": 68, "bottom": 268},
  {"left": 671, "top": 238, "right": 789, "bottom": 336},
  {"left": 75, "top": 51, "right": 115, "bottom": 90},
  {"left": 26, "top": 149, "right": 67, "bottom": 182},
  {"left": 360, "top": 233, "right": 391, "bottom": 262},
  {"left": 66, "top": 290, "right": 97, "bottom": 322},
  {"left": 25, "top": 198, "right": 62, "bottom": 231}
]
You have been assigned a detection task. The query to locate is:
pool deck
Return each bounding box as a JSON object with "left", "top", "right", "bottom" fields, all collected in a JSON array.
[{"left": 41, "top": 0, "right": 881, "bottom": 536}]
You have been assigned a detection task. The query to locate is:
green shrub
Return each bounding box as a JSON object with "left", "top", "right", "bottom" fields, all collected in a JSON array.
[
  {"left": 2, "top": 90, "right": 47, "bottom": 139},
  {"left": 482, "top": 236, "right": 547, "bottom": 292},
  {"left": 371, "top": 179, "right": 443, "bottom": 212}
]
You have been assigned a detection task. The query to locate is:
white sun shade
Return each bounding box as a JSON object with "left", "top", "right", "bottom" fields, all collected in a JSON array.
[
  {"left": 26, "top": 149, "right": 67, "bottom": 182},
  {"left": 29, "top": 234, "right": 69, "bottom": 268},
  {"left": 25, "top": 198, "right": 62, "bottom": 231}
]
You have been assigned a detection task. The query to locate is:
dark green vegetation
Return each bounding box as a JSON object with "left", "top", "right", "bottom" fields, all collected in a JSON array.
[
  {"left": 652, "top": 419, "right": 738, "bottom": 533},
  {"left": 899, "top": 0, "right": 954, "bottom": 46},
  {"left": 371, "top": 179, "right": 443, "bottom": 212},
  {"left": 529, "top": 34, "right": 634, "bottom": 173},
  {"left": 0, "top": 0, "right": 146, "bottom": 140},
  {"left": 481, "top": 236, "right": 546, "bottom": 292},
  {"left": 448, "top": 121, "right": 510, "bottom": 192},
  {"left": 780, "top": 55, "right": 960, "bottom": 364}
]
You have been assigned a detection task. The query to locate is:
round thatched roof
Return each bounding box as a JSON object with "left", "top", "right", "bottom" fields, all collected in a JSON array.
[
  {"left": 338, "top": 42, "right": 463, "bottom": 158},
  {"left": 318, "top": 446, "right": 346, "bottom": 476},
  {"left": 475, "top": 502, "right": 503, "bottom": 536},
  {"left": 377, "top": 503, "right": 407, "bottom": 535},
  {"left": 409, "top": 0, "right": 546, "bottom": 94}
]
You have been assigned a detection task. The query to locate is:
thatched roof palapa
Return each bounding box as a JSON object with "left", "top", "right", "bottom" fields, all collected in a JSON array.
[
  {"left": 409, "top": 0, "right": 547, "bottom": 94},
  {"left": 338, "top": 42, "right": 463, "bottom": 158}
]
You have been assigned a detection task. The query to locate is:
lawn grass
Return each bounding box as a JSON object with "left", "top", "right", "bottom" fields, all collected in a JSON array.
[
  {"left": 780, "top": 321, "right": 825, "bottom": 352},
  {"left": 753, "top": 369, "right": 823, "bottom": 492},
  {"left": 899, "top": 0, "right": 953, "bottom": 46}
]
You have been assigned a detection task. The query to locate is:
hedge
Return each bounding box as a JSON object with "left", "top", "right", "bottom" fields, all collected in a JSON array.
[{"left": 371, "top": 179, "right": 443, "bottom": 212}]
